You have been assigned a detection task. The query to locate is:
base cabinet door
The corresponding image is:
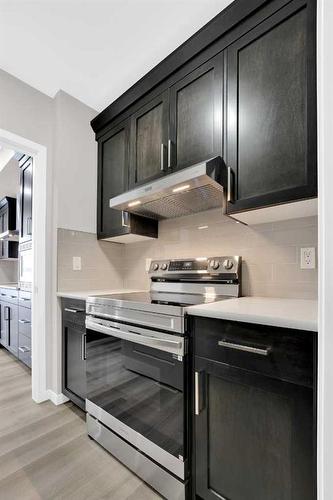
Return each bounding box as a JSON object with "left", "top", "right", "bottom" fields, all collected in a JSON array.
[
  {"left": 169, "top": 53, "right": 223, "bottom": 172},
  {"left": 194, "top": 356, "right": 315, "bottom": 500},
  {"left": 6, "top": 304, "right": 18, "bottom": 356},
  {"left": 226, "top": 0, "right": 317, "bottom": 214},
  {"left": 62, "top": 301, "right": 86, "bottom": 410},
  {"left": 63, "top": 322, "right": 86, "bottom": 408}
]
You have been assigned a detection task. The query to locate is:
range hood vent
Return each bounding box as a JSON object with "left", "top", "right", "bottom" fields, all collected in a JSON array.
[
  {"left": 0, "top": 229, "right": 19, "bottom": 242},
  {"left": 109, "top": 157, "right": 227, "bottom": 220}
]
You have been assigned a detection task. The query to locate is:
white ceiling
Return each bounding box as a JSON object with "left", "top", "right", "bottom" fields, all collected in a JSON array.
[{"left": 0, "top": 0, "right": 232, "bottom": 112}]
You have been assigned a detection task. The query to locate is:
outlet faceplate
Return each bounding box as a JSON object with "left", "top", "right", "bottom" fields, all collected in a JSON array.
[
  {"left": 72, "top": 256, "right": 82, "bottom": 271},
  {"left": 300, "top": 247, "right": 316, "bottom": 269}
]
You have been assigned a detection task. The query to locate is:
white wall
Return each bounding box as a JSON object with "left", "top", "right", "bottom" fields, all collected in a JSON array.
[
  {"left": 54, "top": 90, "right": 97, "bottom": 233},
  {"left": 0, "top": 69, "right": 98, "bottom": 396},
  {"left": 317, "top": 1, "right": 333, "bottom": 499}
]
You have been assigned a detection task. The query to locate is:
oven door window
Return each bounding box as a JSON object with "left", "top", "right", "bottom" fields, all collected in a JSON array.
[{"left": 86, "top": 330, "right": 185, "bottom": 461}]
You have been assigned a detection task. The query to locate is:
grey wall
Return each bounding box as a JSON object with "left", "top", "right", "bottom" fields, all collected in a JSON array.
[{"left": 0, "top": 158, "right": 20, "bottom": 199}]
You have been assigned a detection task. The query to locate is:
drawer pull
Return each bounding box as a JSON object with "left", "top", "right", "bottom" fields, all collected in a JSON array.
[
  {"left": 218, "top": 339, "right": 271, "bottom": 356},
  {"left": 21, "top": 298, "right": 30, "bottom": 301},
  {"left": 64, "top": 308, "right": 84, "bottom": 314},
  {"left": 19, "top": 319, "right": 30, "bottom": 324},
  {"left": 19, "top": 346, "right": 31, "bottom": 353}
]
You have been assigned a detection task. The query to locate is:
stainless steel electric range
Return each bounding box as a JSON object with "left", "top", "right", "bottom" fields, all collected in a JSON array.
[{"left": 85, "top": 256, "right": 241, "bottom": 500}]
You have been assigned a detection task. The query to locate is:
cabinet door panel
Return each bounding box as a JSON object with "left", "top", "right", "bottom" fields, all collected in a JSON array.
[
  {"left": 130, "top": 92, "right": 169, "bottom": 187},
  {"left": 97, "top": 120, "right": 130, "bottom": 238},
  {"left": 194, "top": 357, "right": 315, "bottom": 500},
  {"left": 64, "top": 323, "right": 86, "bottom": 402},
  {"left": 169, "top": 53, "right": 223, "bottom": 171},
  {"left": 226, "top": 0, "right": 317, "bottom": 213},
  {"left": 20, "top": 160, "right": 33, "bottom": 242}
]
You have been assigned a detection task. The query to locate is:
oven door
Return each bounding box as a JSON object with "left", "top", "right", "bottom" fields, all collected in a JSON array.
[{"left": 85, "top": 316, "right": 187, "bottom": 479}]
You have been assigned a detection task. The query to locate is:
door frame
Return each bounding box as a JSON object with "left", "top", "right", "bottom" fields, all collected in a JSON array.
[{"left": 0, "top": 128, "right": 49, "bottom": 403}]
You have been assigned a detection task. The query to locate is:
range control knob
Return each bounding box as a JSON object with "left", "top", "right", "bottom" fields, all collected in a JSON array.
[
  {"left": 153, "top": 263, "right": 159, "bottom": 271},
  {"left": 161, "top": 263, "right": 168, "bottom": 271},
  {"left": 210, "top": 260, "right": 220, "bottom": 270},
  {"left": 223, "top": 259, "right": 234, "bottom": 270}
]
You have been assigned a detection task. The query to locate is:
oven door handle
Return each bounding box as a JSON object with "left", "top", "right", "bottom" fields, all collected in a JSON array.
[{"left": 86, "top": 318, "right": 184, "bottom": 356}]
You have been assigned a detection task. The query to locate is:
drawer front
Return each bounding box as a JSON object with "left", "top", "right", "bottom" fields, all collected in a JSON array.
[
  {"left": 18, "top": 333, "right": 31, "bottom": 368},
  {"left": 193, "top": 317, "right": 316, "bottom": 387},
  {"left": 62, "top": 298, "right": 86, "bottom": 329},
  {"left": 18, "top": 306, "right": 31, "bottom": 337},
  {"left": 0, "top": 288, "right": 18, "bottom": 304},
  {"left": 19, "top": 290, "right": 32, "bottom": 309}
]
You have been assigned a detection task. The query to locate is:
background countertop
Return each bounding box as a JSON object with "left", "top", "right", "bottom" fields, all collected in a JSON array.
[
  {"left": 186, "top": 297, "right": 318, "bottom": 331},
  {"left": 57, "top": 289, "right": 144, "bottom": 300}
]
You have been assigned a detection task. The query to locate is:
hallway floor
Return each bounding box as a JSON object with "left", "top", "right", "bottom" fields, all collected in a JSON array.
[{"left": 0, "top": 349, "right": 160, "bottom": 499}]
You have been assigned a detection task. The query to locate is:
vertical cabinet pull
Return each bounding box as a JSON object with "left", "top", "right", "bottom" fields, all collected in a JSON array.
[
  {"left": 227, "top": 166, "right": 235, "bottom": 203},
  {"left": 194, "top": 371, "right": 205, "bottom": 415},
  {"left": 121, "top": 211, "right": 130, "bottom": 228},
  {"left": 81, "top": 333, "right": 87, "bottom": 361},
  {"left": 167, "top": 139, "right": 173, "bottom": 169},
  {"left": 160, "top": 143, "right": 166, "bottom": 172}
]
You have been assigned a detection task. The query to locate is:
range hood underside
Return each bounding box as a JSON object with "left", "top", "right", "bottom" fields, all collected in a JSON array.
[{"left": 109, "top": 157, "right": 225, "bottom": 221}]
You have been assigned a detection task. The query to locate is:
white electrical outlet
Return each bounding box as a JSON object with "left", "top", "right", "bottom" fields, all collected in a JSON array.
[
  {"left": 145, "top": 258, "right": 152, "bottom": 272},
  {"left": 300, "top": 247, "right": 316, "bottom": 269},
  {"left": 72, "top": 256, "right": 82, "bottom": 271}
]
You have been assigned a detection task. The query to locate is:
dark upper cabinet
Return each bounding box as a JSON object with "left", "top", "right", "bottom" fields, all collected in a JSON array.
[
  {"left": 0, "top": 197, "right": 18, "bottom": 260},
  {"left": 129, "top": 92, "right": 169, "bottom": 187},
  {"left": 193, "top": 317, "right": 316, "bottom": 500},
  {"left": 19, "top": 157, "right": 33, "bottom": 242},
  {"left": 225, "top": 0, "right": 317, "bottom": 214},
  {"left": 97, "top": 120, "right": 158, "bottom": 241},
  {"left": 92, "top": 0, "right": 317, "bottom": 221},
  {"left": 169, "top": 53, "right": 223, "bottom": 171}
]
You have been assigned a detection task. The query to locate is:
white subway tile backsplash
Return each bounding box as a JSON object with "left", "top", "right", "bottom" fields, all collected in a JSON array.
[{"left": 57, "top": 211, "right": 318, "bottom": 299}]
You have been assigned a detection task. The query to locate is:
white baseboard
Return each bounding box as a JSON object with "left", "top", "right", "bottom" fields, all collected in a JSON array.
[{"left": 47, "top": 390, "right": 69, "bottom": 406}]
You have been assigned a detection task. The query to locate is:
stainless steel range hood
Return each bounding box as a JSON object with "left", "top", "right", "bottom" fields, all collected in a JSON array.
[
  {"left": 0, "top": 229, "right": 19, "bottom": 242},
  {"left": 109, "top": 157, "right": 227, "bottom": 220}
]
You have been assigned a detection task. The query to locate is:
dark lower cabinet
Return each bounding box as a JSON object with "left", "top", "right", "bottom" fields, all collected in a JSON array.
[
  {"left": 0, "top": 300, "right": 18, "bottom": 356},
  {"left": 192, "top": 317, "right": 316, "bottom": 500},
  {"left": 62, "top": 299, "right": 86, "bottom": 410}
]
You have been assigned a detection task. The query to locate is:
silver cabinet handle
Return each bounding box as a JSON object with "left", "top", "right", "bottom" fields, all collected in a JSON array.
[
  {"left": 19, "top": 319, "right": 30, "bottom": 324},
  {"left": 194, "top": 371, "right": 200, "bottom": 416},
  {"left": 21, "top": 298, "right": 30, "bottom": 302},
  {"left": 19, "top": 346, "right": 31, "bottom": 353},
  {"left": 64, "top": 308, "right": 84, "bottom": 314},
  {"left": 121, "top": 211, "right": 130, "bottom": 228},
  {"left": 195, "top": 371, "right": 204, "bottom": 415},
  {"left": 81, "top": 333, "right": 87, "bottom": 361},
  {"left": 227, "top": 166, "right": 234, "bottom": 203},
  {"left": 160, "top": 143, "right": 166, "bottom": 172},
  {"left": 218, "top": 339, "right": 271, "bottom": 356},
  {"left": 167, "top": 139, "right": 173, "bottom": 169}
]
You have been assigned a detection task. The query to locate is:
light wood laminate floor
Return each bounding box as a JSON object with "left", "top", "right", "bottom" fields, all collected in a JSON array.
[{"left": 0, "top": 349, "right": 161, "bottom": 500}]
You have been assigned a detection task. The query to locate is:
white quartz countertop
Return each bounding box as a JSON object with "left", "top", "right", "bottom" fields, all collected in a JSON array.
[
  {"left": 57, "top": 289, "right": 144, "bottom": 300},
  {"left": 186, "top": 297, "right": 318, "bottom": 331}
]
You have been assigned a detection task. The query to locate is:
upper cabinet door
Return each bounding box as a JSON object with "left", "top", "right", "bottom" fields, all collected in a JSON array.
[
  {"left": 97, "top": 120, "right": 130, "bottom": 238},
  {"left": 129, "top": 92, "right": 169, "bottom": 188},
  {"left": 169, "top": 53, "right": 223, "bottom": 172},
  {"left": 226, "top": 0, "right": 317, "bottom": 214},
  {"left": 20, "top": 159, "right": 33, "bottom": 242}
]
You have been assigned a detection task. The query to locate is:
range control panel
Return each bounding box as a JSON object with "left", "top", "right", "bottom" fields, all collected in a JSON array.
[{"left": 149, "top": 256, "right": 241, "bottom": 275}]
